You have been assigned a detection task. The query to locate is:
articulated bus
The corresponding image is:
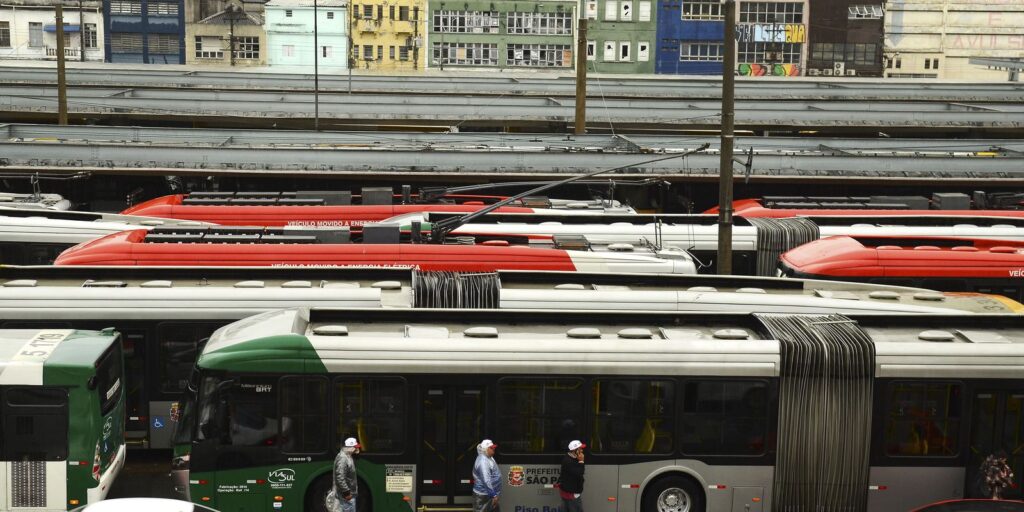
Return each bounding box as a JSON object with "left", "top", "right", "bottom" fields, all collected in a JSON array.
[
  {"left": 0, "top": 328, "right": 125, "bottom": 510},
  {"left": 175, "top": 308, "right": 1024, "bottom": 512}
]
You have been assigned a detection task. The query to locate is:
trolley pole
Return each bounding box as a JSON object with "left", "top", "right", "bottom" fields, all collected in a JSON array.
[
  {"left": 574, "top": 18, "right": 587, "bottom": 135},
  {"left": 716, "top": 0, "right": 736, "bottom": 274},
  {"left": 56, "top": 4, "right": 69, "bottom": 125}
]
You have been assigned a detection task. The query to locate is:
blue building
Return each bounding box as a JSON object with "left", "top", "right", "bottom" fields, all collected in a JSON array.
[
  {"left": 104, "top": 0, "right": 185, "bottom": 63},
  {"left": 656, "top": 0, "right": 723, "bottom": 75}
]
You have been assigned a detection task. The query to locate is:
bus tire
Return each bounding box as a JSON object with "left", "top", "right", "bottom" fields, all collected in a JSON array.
[
  {"left": 306, "top": 474, "right": 333, "bottom": 512},
  {"left": 641, "top": 474, "right": 705, "bottom": 512}
]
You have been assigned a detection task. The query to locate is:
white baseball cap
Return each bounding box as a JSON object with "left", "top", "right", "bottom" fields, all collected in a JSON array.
[
  {"left": 344, "top": 437, "right": 362, "bottom": 448},
  {"left": 568, "top": 440, "right": 586, "bottom": 451},
  {"left": 480, "top": 439, "right": 497, "bottom": 450}
]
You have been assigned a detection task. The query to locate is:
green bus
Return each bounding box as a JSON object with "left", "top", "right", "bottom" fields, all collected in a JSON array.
[
  {"left": 176, "top": 307, "right": 1024, "bottom": 512},
  {"left": 0, "top": 328, "right": 126, "bottom": 511}
]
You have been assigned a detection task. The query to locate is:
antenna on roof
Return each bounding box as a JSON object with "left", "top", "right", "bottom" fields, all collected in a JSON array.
[{"left": 428, "top": 144, "right": 710, "bottom": 243}]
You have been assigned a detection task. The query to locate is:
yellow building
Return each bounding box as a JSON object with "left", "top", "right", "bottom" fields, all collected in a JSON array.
[{"left": 349, "top": 0, "right": 426, "bottom": 71}]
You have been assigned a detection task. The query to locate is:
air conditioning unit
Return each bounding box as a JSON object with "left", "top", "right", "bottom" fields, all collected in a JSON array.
[
  {"left": 807, "top": 69, "right": 821, "bottom": 76},
  {"left": 822, "top": 69, "right": 834, "bottom": 76},
  {"left": 833, "top": 61, "right": 845, "bottom": 75},
  {"left": 846, "top": 69, "right": 857, "bottom": 76}
]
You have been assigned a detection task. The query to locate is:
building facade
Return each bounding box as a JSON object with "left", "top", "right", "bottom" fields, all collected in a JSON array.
[
  {"left": 885, "top": 1, "right": 1024, "bottom": 79},
  {"left": 583, "top": 0, "right": 655, "bottom": 74},
  {"left": 350, "top": 0, "right": 426, "bottom": 71},
  {"left": 734, "top": 0, "right": 808, "bottom": 76},
  {"left": 657, "top": 0, "right": 724, "bottom": 75},
  {"left": 0, "top": 0, "right": 103, "bottom": 62},
  {"left": 185, "top": 0, "right": 267, "bottom": 66},
  {"left": 428, "top": 0, "right": 576, "bottom": 70},
  {"left": 265, "top": 0, "right": 347, "bottom": 70},
  {"left": 806, "top": 0, "right": 883, "bottom": 77},
  {"left": 105, "top": 0, "right": 185, "bottom": 63}
]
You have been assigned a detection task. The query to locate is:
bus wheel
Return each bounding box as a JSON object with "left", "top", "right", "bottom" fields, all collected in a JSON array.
[
  {"left": 306, "top": 475, "right": 332, "bottom": 512},
  {"left": 641, "top": 475, "right": 705, "bottom": 512}
]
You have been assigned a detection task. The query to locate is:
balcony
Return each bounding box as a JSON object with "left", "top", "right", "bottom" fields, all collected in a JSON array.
[
  {"left": 358, "top": 19, "right": 379, "bottom": 32},
  {"left": 45, "top": 47, "right": 81, "bottom": 58},
  {"left": 392, "top": 19, "right": 416, "bottom": 34}
]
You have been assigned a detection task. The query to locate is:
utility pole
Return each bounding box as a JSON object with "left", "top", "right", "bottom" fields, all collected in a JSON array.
[
  {"left": 313, "top": 0, "right": 320, "bottom": 130},
  {"left": 716, "top": 0, "right": 736, "bottom": 274},
  {"left": 56, "top": 4, "right": 69, "bottom": 125},
  {"left": 574, "top": 18, "right": 587, "bottom": 135},
  {"left": 79, "top": 0, "right": 85, "bottom": 61}
]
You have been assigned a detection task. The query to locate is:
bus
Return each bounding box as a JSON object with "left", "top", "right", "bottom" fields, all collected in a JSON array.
[
  {"left": 0, "top": 328, "right": 125, "bottom": 510},
  {"left": 175, "top": 308, "right": 1024, "bottom": 512}
]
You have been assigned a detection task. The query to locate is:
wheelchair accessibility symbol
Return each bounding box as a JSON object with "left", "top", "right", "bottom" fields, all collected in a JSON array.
[{"left": 153, "top": 417, "right": 165, "bottom": 429}]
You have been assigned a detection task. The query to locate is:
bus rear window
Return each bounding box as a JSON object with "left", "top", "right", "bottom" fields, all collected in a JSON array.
[{"left": 95, "top": 340, "right": 124, "bottom": 416}]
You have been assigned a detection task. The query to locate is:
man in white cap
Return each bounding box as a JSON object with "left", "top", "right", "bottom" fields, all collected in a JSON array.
[
  {"left": 472, "top": 439, "right": 501, "bottom": 512},
  {"left": 558, "top": 440, "right": 586, "bottom": 512},
  {"left": 329, "top": 437, "right": 362, "bottom": 512}
]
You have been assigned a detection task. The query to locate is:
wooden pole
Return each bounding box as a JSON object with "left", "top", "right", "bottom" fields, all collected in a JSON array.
[
  {"left": 56, "top": 4, "right": 68, "bottom": 125},
  {"left": 574, "top": 18, "right": 587, "bottom": 135},
  {"left": 717, "top": 0, "right": 736, "bottom": 274}
]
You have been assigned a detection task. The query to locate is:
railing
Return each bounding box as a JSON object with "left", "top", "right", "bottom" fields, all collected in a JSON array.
[
  {"left": 358, "top": 19, "right": 380, "bottom": 32},
  {"left": 45, "top": 47, "right": 80, "bottom": 58}
]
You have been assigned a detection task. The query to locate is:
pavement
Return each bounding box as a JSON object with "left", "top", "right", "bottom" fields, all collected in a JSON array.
[{"left": 108, "top": 449, "right": 179, "bottom": 499}]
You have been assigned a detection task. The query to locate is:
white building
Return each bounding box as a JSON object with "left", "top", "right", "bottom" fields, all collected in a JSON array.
[
  {"left": 265, "top": 0, "right": 348, "bottom": 71},
  {"left": 885, "top": 1, "right": 1024, "bottom": 79},
  {"left": 0, "top": 0, "right": 103, "bottom": 61}
]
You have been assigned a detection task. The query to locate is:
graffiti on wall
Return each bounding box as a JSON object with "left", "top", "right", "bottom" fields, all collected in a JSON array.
[
  {"left": 737, "top": 63, "right": 800, "bottom": 76},
  {"left": 735, "top": 23, "right": 806, "bottom": 43}
]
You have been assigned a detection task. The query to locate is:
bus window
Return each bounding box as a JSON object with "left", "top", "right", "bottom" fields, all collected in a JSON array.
[
  {"left": 157, "top": 324, "right": 219, "bottom": 397},
  {"left": 593, "top": 380, "right": 674, "bottom": 454},
  {"left": 95, "top": 340, "right": 124, "bottom": 416},
  {"left": 884, "top": 381, "right": 962, "bottom": 457},
  {"left": 1, "top": 387, "right": 69, "bottom": 461},
  {"left": 335, "top": 378, "right": 406, "bottom": 453},
  {"left": 680, "top": 380, "right": 768, "bottom": 456},
  {"left": 498, "top": 378, "right": 583, "bottom": 453},
  {"left": 280, "top": 376, "right": 329, "bottom": 454}
]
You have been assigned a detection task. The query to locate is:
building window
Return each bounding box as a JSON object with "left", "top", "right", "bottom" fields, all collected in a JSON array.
[
  {"left": 147, "top": 2, "right": 179, "bottom": 16},
  {"left": 285, "top": 9, "right": 293, "bottom": 17},
  {"left": 637, "top": 41, "right": 650, "bottom": 61},
  {"left": 620, "top": 0, "right": 633, "bottom": 21},
  {"left": 507, "top": 43, "right": 572, "bottom": 67},
  {"left": 506, "top": 12, "right": 573, "bottom": 35},
  {"left": 236, "top": 36, "right": 259, "bottom": 59},
  {"left": 738, "top": 41, "right": 801, "bottom": 64},
  {"left": 618, "top": 41, "right": 631, "bottom": 61},
  {"left": 110, "top": 33, "right": 143, "bottom": 53},
  {"left": 604, "top": 0, "right": 617, "bottom": 21},
  {"left": 195, "top": 36, "right": 223, "bottom": 59},
  {"left": 399, "top": 45, "right": 410, "bottom": 60},
  {"left": 84, "top": 23, "right": 98, "bottom": 48},
  {"left": 638, "top": 1, "right": 651, "bottom": 21},
  {"left": 603, "top": 41, "right": 615, "bottom": 61},
  {"left": 109, "top": 1, "right": 143, "bottom": 15},
  {"left": 283, "top": 44, "right": 294, "bottom": 57},
  {"left": 585, "top": 0, "right": 597, "bottom": 19},
  {"left": 895, "top": 58, "right": 901, "bottom": 68},
  {"left": 924, "top": 58, "right": 930, "bottom": 70},
  {"left": 586, "top": 40, "right": 596, "bottom": 61},
  {"left": 884, "top": 382, "right": 961, "bottom": 457},
  {"left": 848, "top": 4, "right": 883, "bottom": 19},
  {"left": 680, "top": 42, "right": 723, "bottom": 61},
  {"left": 28, "top": 22, "right": 43, "bottom": 48},
  {"left": 682, "top": 1, "right": 722, "bottom": 20},
  {"left": 0, "top": 22, "right": 10, "bottom": 48},
  {"left": 148, "top": 33, "right": 179, "bottom": 54},
  {"left": 739, "top": 2, "right": 803, "bottom": 24},
  {"left": 399, "top": 6, "right": 410, "bottom": 21},
  {"left": 362, "top": 5, "right": 374, "bottom": 18},
  {"left": 431, "top": 42, "right": 498, "bottom": 66},
  {"left": 389, "top": 45, "right": 396, "bottom": 59},
  {"left": 433, "top": 11, "right": 501, "bottom": 33},
  {"left": 363, "top": 45, "right": 373, "bottom": 59},
  {"left": 321, "top": 45, "right": 331, "bottom": 57},
  {"left": 377, "top": 45, "right": 383, "bottom": 60},
  {"left": 809, "top": 43, "right": 877, "bottom": 66},
  {"left": 932, "top": 58, "right": 939, "bottom": 69},
  {"left": 327, "top": 11, "right": 334, "bottom": 19}
]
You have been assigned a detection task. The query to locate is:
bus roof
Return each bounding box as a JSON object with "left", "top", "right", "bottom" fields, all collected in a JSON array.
[
  {"left": 197, "top": 308, "right": 1024, "bottom": 379},
  {"left": 0, "top": 329, "right": 118, "bottom": 384}
]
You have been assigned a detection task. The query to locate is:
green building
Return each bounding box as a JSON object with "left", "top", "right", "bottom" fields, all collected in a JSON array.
[
  {"left": 429, "top": 0, "right": 578, "bottom": 69},
  {"left": 582, "top": 0, "right": 655, "bottom": 73}
]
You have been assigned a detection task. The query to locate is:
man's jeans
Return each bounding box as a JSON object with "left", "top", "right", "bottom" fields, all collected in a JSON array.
[
  {"left": 561, "top": 495, "right": 583, "bottom": 512},
  {"left": 474, "top": 493, "right": 500, "bottom": 512},
  {"left": 341, "top": 496, "right": 357, "bottom": 512}
]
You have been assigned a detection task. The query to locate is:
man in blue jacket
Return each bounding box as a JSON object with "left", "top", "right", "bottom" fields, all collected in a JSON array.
[{"left": 473, "top": 439, "right": 502, "bottom": 512}]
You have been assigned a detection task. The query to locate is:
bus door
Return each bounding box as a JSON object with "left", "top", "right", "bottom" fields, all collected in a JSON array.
[
  {"left": 419, "top": 385, "right": 487, "bottom": 509},
  {"left": 967, "top": 389, "right": 1024, "bottom": 499}
]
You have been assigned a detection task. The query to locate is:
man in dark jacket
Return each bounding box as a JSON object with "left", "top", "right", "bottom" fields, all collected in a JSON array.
[
  {"left": 331, "top": 437, "right": 361, "bottom": 512},
  {"left": 558, "top": 440, "right": 586, "bottom": 512}
]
